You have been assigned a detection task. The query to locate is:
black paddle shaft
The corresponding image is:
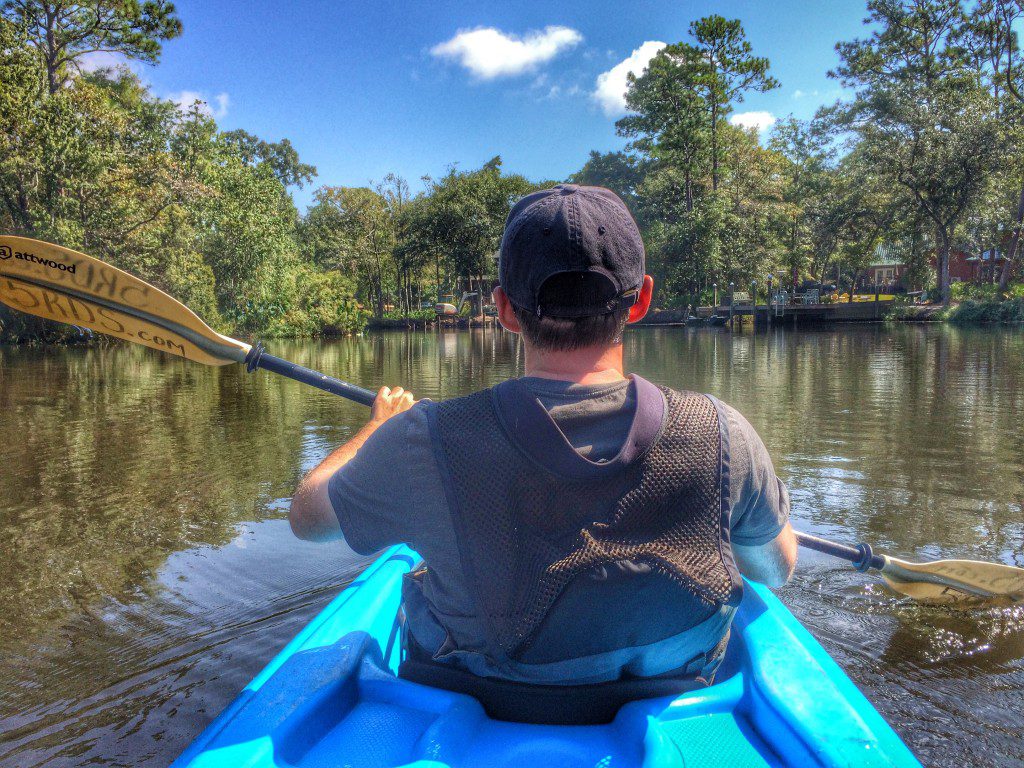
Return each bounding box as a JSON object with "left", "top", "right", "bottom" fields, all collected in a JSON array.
[
  {"left": 245, "top": 343, "right": 377, "bottom": 407},
  {"left": 238, "top": 344, "right": 887, "bottom": 576},
  {"left": 796, "top": 531, "right": 885, "bottom": 572},
  {"left": 241, "top": 344, "right": 889, "bottom": 574}
]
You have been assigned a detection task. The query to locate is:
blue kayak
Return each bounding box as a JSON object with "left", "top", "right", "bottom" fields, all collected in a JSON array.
[{"left": 172, "top": 545, "right": 921, "bottom": 767}]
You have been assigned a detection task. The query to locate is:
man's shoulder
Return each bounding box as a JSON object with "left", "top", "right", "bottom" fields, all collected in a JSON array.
[
  {"left": 431, "top": 386, "right": 501, "bottom": 419},
  {"left": 391, "top": 399, "right": 433, "bottom": 433},
  {"left": 714, "top": 400, "right": 760, "bottom": 449},
  {"left": 652, "top": 388, "right": 762, "bottom": 459},
  {"left": 436, "top": 386, "right": 496, "bottom": 404},
  {"left": 357, "top": 401, "right": 433, "bottom": 454}
]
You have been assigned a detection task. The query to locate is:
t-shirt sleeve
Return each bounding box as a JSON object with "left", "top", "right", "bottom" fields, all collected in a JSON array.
[
  {"left": 722, "top": 403, "right": 791, "bottom": 546},
  {"left": 327, "top": 402, "right": 440, "bottom": 555}
]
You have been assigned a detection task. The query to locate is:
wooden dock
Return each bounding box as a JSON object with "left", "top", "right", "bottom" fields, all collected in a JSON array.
[{"left": 642, "top": 298, "right": 897, "bottom": 328}]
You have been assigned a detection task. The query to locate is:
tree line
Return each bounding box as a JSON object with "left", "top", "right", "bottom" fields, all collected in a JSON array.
[
  {"left": 575, "top": 1, "right": 1024, "bottom": 308},
  {"left": 2, "top": 1, "right": 1023, "bottom": 344}
]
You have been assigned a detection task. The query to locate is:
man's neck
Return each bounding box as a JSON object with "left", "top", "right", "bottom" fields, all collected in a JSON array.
[{"left": 523, "top": 342, "right": 627, "bottom": 385}]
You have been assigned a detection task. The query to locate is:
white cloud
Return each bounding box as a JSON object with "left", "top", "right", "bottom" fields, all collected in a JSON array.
[
  {"left": 169, "top": 90, "right": 230, "bottom": 119},
  {"left": 729, "top": 111, "right": 777, "bottom": 132},
  {"left": 792, "top": 88, "right": 844, "bottom": 102},
  {"left": 77, "top": 51, "right": 128, "bottom": 73},
  {"left": 592, "top": 41, "right": 666, "bottom": 117},
  {"left": 212, "top": 92, "right": 230, "bottom": 118},
  {"left": 431, "top": 25, "right": 582, "bottom": 79}
]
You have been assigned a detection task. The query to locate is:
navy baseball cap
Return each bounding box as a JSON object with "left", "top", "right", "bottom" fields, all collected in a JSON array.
[{"left": 498, "top": 184, "right": 645, "bottom": 318}]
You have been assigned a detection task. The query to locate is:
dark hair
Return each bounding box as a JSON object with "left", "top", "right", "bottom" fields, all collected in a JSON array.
[{"left": 511, "top": 272, "right": 630, "bottom": 351}]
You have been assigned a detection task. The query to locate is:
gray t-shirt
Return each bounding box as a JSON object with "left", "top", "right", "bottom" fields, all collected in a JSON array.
[
  {"left": 328, "top": 377, "right": 789, "bottom": 680},
  {"left": 524, "top": 377, "right": 637, "bottom": 462}
]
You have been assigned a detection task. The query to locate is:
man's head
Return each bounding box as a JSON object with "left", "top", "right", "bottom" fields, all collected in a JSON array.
[{"left": 493, "top": 184, "right": 653, "bottom": 351}]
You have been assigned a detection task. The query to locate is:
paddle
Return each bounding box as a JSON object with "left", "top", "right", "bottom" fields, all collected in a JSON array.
[
  {"left": 0, "top": 235, "right": 376, "bottom": 406},
  {"left": 796, "top": 531, "right": 1024, "bottom": 605},
  {"left": 4, "top": 235, "right": 1023, "bottom": 606}
]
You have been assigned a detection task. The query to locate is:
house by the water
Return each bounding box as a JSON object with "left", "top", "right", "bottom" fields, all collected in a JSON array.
[{"left": 856, "top": 242, "right": 1007, "bottom": 292}]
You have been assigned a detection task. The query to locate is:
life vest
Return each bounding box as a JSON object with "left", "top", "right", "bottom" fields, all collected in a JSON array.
[{"left": 411, "top": 375, "right": 742, "bottom": 677}]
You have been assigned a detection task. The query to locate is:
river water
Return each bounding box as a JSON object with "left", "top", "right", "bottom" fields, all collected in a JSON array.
[{"left": 0, "top": 324, "right": 1022, "bottom": 767}]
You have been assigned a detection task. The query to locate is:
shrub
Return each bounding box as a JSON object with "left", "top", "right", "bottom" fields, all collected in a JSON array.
[
  {"left": 947, "top": 296, "right": 1024, "bottom": 324},
  {"left": 262, "top": 268, "right": 368, "bottom": 337}
]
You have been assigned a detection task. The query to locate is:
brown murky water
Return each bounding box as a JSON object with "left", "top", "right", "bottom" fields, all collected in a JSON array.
[{"left": 0, "top": 324, "right": 1022, "bottom": 767}]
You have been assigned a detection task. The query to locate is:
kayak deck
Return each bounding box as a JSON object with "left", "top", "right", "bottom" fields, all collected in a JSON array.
[{"left": 173, "top": 545, "right": 920, "bottom": 768}]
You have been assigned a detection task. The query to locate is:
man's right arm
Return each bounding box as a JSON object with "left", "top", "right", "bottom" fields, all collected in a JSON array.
[
  {"left": 733, "top": 523, "right": 798, "bottom": 588},
  {"left": 724, "top": 404, "right": 798, "bottom": 588}
]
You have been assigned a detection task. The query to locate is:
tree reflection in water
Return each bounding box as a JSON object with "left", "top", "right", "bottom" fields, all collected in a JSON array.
[{"left": 0, "top": 324, "right": 1021, "bottom": 766}]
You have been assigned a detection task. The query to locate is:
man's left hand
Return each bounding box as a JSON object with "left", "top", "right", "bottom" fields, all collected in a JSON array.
[
  {"left": 371, "top": 386, "right": 416, "bottom": 424},
  {"left": 289, "top": 384, "right": 418, "bottom": 542}
]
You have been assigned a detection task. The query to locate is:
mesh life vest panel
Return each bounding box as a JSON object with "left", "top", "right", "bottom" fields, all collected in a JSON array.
[{"left": 427, "top": 375, "right": 741, "bottom": 668}]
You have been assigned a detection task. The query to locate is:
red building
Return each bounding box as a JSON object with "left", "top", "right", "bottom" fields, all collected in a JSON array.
[
  {"left": 857, "top": 243, "right": 1007, "bottom": 291},
  {"left": 962, "top": 249, "right": 1006, "bottom": 282}
]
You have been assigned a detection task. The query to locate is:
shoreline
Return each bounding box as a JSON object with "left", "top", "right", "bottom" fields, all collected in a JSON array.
[{"left": 2, "top": 302, "right": 1021, "bottom": 348}]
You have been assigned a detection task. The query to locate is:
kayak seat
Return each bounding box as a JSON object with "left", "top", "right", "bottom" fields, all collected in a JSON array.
[
  {"left": 398, "top": 634, "right": 709, "bottom": 726},
  {"left": 398, "top": 659, "right": 707, "bottom": 725}
]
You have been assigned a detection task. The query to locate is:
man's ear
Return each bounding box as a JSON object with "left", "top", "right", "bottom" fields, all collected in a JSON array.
[
  {"left": 493, "top": 286, "right": 521, "bottom": 332},
  {"left": 627, "top": 275, "right": 655, "bottom": 324}
]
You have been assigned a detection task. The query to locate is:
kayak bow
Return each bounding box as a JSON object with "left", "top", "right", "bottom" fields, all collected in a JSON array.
[{"left": 172, "top": 546, "right": 920, "bottom": 768}]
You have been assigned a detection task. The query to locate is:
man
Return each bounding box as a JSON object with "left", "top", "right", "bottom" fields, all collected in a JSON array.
[{"left": 290, "top": 184, "right": 796, "bottom": 704}]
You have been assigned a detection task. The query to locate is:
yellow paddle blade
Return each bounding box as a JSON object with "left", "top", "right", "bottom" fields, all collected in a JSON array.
[
  {"left": 0, "top": 274, "right": 234, "bottom": 365},
  {"left": 880, "top": 555, "right": 1024, "bottom": 605},
  {"left": 0, "top": 236, "right": 249, "bottom": 366}
]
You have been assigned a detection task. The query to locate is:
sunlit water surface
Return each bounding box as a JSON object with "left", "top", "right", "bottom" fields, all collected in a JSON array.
[{"left": 0, "top": 325, "right": 1022, "bottom": 767}]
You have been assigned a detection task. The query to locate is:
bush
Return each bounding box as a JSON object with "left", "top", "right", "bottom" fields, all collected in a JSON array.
[
  {"left": 949, "top": 281, "right": 1024, "bottom": 302},
  {"left": 947, "top": 296, "right": 1024, "bottom": 323},
  {"left": 262, "top": 268, "right": 368, "bottom": 337},
  {"left": 950, "top": 282, "right": 999, "bottom": 302}
]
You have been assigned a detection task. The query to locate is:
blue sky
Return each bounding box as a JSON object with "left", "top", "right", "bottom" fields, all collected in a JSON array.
[{"left": 89, "top": 0, "right": 871, "bottom": 210}]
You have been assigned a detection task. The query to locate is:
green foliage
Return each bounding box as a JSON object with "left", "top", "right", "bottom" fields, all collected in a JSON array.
[
  {"left": 832, "top": 0, "right": 1005, "bottom": 304},
  {"left": 689, "top": 14, "right": 779, "bottom": 190},
  {"left": 163, "top": 244, "right": 222, "bottom": 327},
  {"left": 644, "top": 195, "right": 724, "bottom": 298},
  {"left": 221, "top": 129, "right": 317, "bottom": 189},
  {"left": 569, "top": 5, "right": 1019, "bottom": 310},
  {"left": 950, "top": 280, "right": 1024, "bottom": 301},
  {"left": 302, "top": 183, "right": 399, "bottom": 318},
  {"left": 266, "top": 268, "right": 368, "bottom": 337},
  {"left": 1, "top": 81, "right": 535, "bottom": 341},
  {"left": 7, "top": 3, "right": 1024, "bottom": 343},
  {"left": 2, "top": 0, "right": 183, "bottom": 93},
  {"left": 569, "top": 151, "right": 646, "bottom": 206},
  {"left": 0, "top": 14, "right": 353, "bottom": 342},
  {"left": 609, "top": 17, "right": 783, "bottom": 298},
  {"left": 946, "top": 296, "right": 1024, "bottom": 322},
  {"left": 198, "top": 155, "right": 302, "bottom": 331},
  {"left": 382, "top": 307, "right": 435, "bottom": 321},
  {"left": 393, "top": 159, "right": 536, "bottom": 311}
]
